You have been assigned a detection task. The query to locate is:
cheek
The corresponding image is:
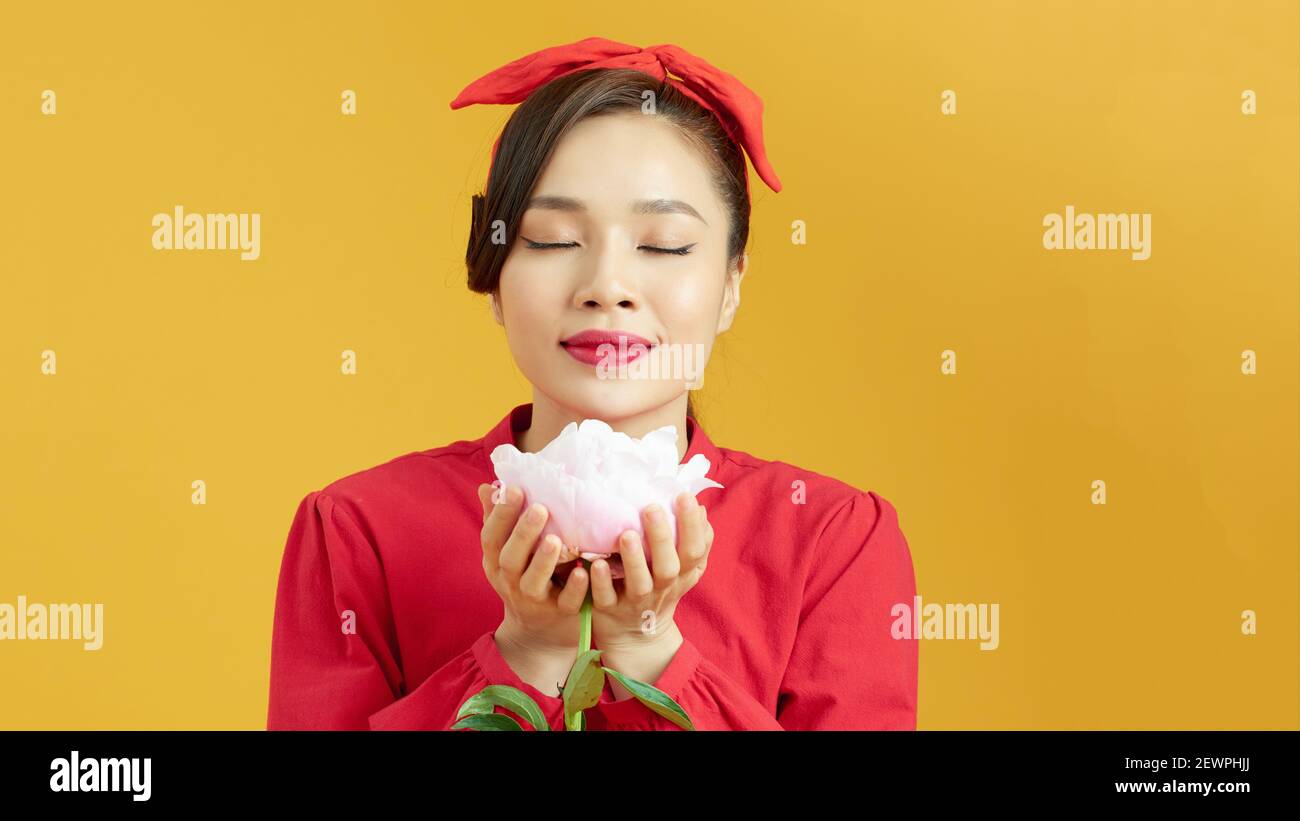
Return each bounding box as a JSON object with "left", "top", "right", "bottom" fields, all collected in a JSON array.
[
  {"left": 498, "top": 261, "right": 558, "bottom": 332},
  {"left": 655, "top": 269, "right": 723, "bottom": 335}
]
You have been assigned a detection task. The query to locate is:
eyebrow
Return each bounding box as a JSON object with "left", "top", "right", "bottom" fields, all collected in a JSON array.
[{"left": 525, "top": 195, "right": 708, "bottom": 225}]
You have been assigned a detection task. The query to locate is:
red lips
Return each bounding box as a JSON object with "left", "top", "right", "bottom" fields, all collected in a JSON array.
[
  {"left": 560, "top": 329, "right": 656, "bottom": 368},
  {"left": 561, "top": 329, "right": 654, "bottom": 349}
]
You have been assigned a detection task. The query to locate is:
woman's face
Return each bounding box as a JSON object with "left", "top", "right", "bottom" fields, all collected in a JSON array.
[{"left": 491, "top": 111, "right": 745, "bottom": 421}]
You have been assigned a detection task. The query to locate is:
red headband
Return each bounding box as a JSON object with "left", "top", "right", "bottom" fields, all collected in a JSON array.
[{"left": 448, "top": 36, "right": 782, "bottom": 201}]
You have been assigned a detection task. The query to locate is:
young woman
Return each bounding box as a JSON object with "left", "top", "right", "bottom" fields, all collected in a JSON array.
[{"left": 267, "top": 37, "right": 918, "bottom": 730}]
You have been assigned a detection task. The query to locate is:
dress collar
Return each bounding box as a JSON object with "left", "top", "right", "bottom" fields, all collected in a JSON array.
[{"left": 479, "top": 402, "right": 722, "bottom": 473}]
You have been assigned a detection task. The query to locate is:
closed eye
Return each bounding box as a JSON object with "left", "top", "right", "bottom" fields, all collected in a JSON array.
[
  {"left": 521, "top": 237, "right": 696, "bottom": 256},
  {"left": 641, "top": 244, "right": 696, "bottom": 256},
  {"left": 522, "top": 238, "right": 579, "bottom": 250}
]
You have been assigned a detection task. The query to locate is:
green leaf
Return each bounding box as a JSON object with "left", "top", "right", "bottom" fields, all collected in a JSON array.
[
  {"left": 450, "top": 713, "right": 524, "bottom": 731},
  {"left": 562, "top": 649, "right": 605, "bottom": 729},
  {"left": 602, "top": 667, "right": 696, "bottom": 731},
  {"left": 456, "top": 685, "right": 550, "bottom": 731}
]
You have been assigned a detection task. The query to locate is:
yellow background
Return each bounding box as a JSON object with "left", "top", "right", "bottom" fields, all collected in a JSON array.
[{"left": 0, "top": 0, "right": 1295, "bottom": 729}]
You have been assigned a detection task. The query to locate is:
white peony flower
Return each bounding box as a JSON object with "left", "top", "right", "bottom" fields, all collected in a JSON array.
[{"left": 489, "top": 419, "right": 723, "bottom": 579}]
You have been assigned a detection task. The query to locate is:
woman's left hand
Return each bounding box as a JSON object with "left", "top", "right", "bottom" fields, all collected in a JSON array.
[{"left": 588, "top": 491, "right": 713, "bottom": 654}]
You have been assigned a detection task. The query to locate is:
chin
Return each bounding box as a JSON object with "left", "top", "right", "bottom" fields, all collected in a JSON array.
[{"left": 548, "top": 382, "right": 682, "bottom": 422}]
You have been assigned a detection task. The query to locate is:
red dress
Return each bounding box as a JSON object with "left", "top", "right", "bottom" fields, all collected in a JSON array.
[{"left": 267, "top": 403, "right": 918, "bottom": 730}]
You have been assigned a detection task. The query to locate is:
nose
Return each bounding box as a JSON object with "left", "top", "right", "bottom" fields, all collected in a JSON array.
[{"left": 572, "top": 236, "right": 638, "bottom": 310}]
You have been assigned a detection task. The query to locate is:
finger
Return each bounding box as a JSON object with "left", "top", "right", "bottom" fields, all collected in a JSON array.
[
  {"left": 519, "top": 534, "right": 561, "bottom": 600},
  {"left": 490, "top": 481, "right": 508, "bottom": 505},
  {"left": 499, "top": 502, "right": 548, "bottom": 580},
  {"left": 676, "top": 494, "right": 708, "bottom": 565},
  {"left": 481, "top": 485, "right": 524, "bottom": 569},
  {"left": 619, "top": 530, "right": 654, "bottom": 597},
  {"left": 478, "top": 483, "right": 495, "bottom": 520},
  {"left": 479, "top": 485, "right": 514, "bottom": 577},
  {"left": 590, "top": 558, "right": 619, "bottom": 609},
  {"left": 556, "top": 563, "right": 589, "bottom": 615},
  {"left": 642, "top": 503, "right": 680, "bottom": 581},
  {"left": 477, "top": 485, "right": 494, "bottom": 574}
]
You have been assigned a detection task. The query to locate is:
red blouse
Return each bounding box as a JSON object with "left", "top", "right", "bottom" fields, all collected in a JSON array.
[{"left": 267, "top": 403, "right": 918, "bottom": 730}]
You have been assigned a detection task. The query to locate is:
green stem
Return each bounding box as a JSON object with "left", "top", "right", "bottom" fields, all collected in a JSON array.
[
  {"left": 567, "top": 559, "right": 593, "bottom": 732},
  {"left": 578, "top": 558, "right": 592, "bottom": 655}
]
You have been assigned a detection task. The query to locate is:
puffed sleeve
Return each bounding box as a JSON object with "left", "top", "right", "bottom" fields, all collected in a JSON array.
[
  {"left": 584, "top": 638, "right": 784, "bottom": 730},
  {"left": 776, "top": 490, "right": 918, "bottom": 729},
  {"left": 266, "top": 491, "right": 571, "bottom": 731},
  {"left": 368, "top": 631, "right": 574, "bottom": 731}
]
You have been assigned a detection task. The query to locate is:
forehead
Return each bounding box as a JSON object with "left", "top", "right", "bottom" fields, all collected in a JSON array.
[{"left": 529, "top": 112, "right": 721, "bottom": 219}]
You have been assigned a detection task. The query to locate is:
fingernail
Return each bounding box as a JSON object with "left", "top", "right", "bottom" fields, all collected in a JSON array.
[
  {"left": 527, "top": 503, "right": 544, "bottom": 523},
  {"left": 645, "top": 504, "right": 662, "bottom": 519}
]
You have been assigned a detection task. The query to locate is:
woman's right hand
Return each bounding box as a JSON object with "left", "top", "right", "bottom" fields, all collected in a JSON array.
[{"left": 477, "top": 483, "right": 590, "bottom": 657}]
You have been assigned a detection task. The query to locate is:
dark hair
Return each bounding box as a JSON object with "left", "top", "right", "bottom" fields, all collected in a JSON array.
[{"left": 465, "top": 68, "right": 755, "bottom": 426}]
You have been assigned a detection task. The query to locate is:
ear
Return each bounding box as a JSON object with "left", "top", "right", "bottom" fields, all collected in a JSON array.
[
  {"left": 716, "top": 253, "right": 747, "bottom": 335},
  {"left": 489, "top": 290, "right": 504, "bottom": 327}
]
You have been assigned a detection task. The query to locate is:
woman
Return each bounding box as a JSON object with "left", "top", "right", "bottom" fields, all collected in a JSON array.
[{"left": 267, "top": 37, "right": 918, "bottom": 730}]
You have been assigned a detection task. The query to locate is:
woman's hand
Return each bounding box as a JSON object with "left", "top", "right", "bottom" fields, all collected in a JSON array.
[
  {"left": 588, "top": 491, "right": 713, "bottom": 661},
  {"left": 478, "top": 483, "right": 590, "bottom": 660}
]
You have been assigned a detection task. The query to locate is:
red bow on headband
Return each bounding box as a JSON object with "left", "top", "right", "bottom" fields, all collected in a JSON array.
[{"left": 448, "top": 36, "right": 782, "bottom": 198}]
